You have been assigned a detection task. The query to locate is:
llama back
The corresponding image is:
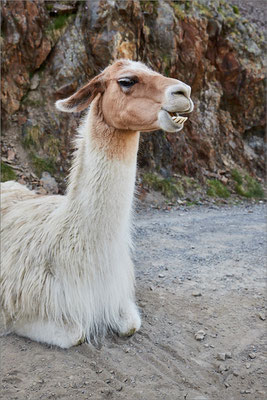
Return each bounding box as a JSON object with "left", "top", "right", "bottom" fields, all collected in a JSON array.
[
  {"left": 1, "top": 185, "right": 63, "bottom": 325},
  {"left": 1, "top": 181, "right": 39, "bottom": 213}
]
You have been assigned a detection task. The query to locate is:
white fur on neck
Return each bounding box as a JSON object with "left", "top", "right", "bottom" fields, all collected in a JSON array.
[{"left": 1, "top": 107, "right": 140, "bottom": 345}]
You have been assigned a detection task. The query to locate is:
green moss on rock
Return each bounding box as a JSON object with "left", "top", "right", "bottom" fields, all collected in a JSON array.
[
  {"left": 143, "top": 173, "right": 184, "bottom": 199},
  {"left": 140, "top": 0, "right": 159, "bottom": 16},
  {"left": 30, "top": 153, "right": 56, "bottom": 178},
  {"left": 231, "top": 169, "right": 264, "bottom": 198},
  {"left": 1, "top": 162, "right": 17, "bottom": 182},
  {"left": 193, "top": 1, "right": 213, "bottom": 18},
  {"left": 43, "top": 136, "right": 61, "bottom": 159},
  {"left": 45, "top": 3, "right": 54, "bottom": 12},
  {"left": 172, "top": 2, "right": 186, "bottom": 19},
  {"left": 22, "top": 121, "right": 60, "bottom": 156},
  {"left": 225, "top": 16, "right": 236, "bottom": 28},
  {"left": 232, "top": 5, "right": 239, "bottom": 15},
  {"left": 207, "top": 179, "right": 230, "bottom": 198},
  {"left": 235, "top": 175, "right": 264, "bottom": 198},
  {"left": 22, "top": 125, "right": 42, "bottom": 150},
  {"left": 47, "top": 13, "right": 75, "bottom": 31},
  {"left": 45, "top": 12, "right": 76, "bottom": 45},
  {"left": 231, "top": 168, "right": 243, "bottom": 185}
]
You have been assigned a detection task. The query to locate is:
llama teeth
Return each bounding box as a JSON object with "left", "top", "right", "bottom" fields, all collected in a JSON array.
[
  {"left": 171, "top": 114, "right": 188, "bottom": 124},
  {"left": 178, "top": 117, "right": 188, "bottom": 124}
]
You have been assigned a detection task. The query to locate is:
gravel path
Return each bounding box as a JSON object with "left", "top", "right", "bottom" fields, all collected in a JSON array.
[{"left": 1, "top": 204, "right": 266, "bottom": 400}]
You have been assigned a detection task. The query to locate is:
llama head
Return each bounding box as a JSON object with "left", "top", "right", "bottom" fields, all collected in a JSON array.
[{"left": 56, "top": 60, "right": 194, "bottom": 133}]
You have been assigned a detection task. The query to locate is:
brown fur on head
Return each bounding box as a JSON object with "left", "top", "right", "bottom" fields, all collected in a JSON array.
[{"left": 56, "top": 59, "right": 194, "bottom": 133}]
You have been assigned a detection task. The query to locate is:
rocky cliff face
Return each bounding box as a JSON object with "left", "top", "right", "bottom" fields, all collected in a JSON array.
[{"left": 1, "top": 0, "right": 265, "bottom": 197}]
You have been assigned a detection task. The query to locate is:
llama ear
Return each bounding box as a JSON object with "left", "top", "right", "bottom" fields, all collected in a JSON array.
[{"left": 55, "top": 75, "right": 104, "bottom": 113}]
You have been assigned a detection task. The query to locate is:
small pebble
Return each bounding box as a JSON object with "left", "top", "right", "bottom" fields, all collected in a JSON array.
[
  {"left": 218, "top": 364, "right": 229, "bottom": 374},
  {"left": 249, "top": 353, "right": 256, "bottom": 359},
  {"left": 216, "top": 353, "right": 226, "bottom": 361},
  {"left": 246, "top": 363, "right": 251, "bottom": 369},
  {"left": 258, "top": 312, "right": 265, "bottom": 321},
  {"left": 158, "top": 274, "right": 165, "bottom": 278},
  {"left": 218, "top": 364, "right": 227, "bottom": 373},
  {"left": 195, "top": 330, "right": 206, "bottom": 341},
  {"left": 192, "top": 292, "right": 202, "bottom": 297}
]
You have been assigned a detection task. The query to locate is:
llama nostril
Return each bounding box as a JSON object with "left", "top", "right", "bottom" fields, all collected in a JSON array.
[
  {"left": 173, "top": 91, "right": 185, "bottom": 96},
  {"left": 172, "top": 90, "right": 190, "bottom": 98},
  {"left": 170, "top": 83, "right": 191, "bottom": 99}
]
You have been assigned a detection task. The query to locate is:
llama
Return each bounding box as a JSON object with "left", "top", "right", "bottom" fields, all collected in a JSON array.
[{"left": 1, "top": 60, "right": 193, "bottom": 348}]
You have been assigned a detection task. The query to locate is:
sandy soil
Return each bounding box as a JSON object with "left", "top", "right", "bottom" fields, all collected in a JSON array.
[{"left": 1, "top": 203, "right": 266, "bottom": 400}]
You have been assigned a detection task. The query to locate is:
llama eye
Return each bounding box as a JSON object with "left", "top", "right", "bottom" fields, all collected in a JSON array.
[{"left": 118, "top": 78, "right": 137, "bottom": 88}]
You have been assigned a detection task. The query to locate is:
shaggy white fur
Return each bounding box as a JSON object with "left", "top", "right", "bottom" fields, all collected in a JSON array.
[
  {"left": 1, "top": 116, "right": 140, "bottom": 347},
  {"left": 1, "top": 60, "right": 193, "bottom": 348}
]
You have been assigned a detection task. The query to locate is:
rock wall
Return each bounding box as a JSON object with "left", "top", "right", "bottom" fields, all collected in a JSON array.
[{"left": 1, "top": 0, "right": 265, "bottom": 193}]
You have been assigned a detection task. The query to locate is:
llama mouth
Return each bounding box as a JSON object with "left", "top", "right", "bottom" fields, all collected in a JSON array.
[
  {"left": 158, "top": 108, "right": 191, "bottom": 132},
  {"left": 167, "top": 111, "right": 188, "bottom": 125}
]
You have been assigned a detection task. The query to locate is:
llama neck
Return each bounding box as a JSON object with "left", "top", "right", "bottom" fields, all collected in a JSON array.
[{"left": 65, "top": 102, "right": 140, "bottom": 234}]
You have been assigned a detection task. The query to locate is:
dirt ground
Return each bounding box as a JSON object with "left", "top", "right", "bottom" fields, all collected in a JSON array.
[{"left": 1, "top": 203, "right": 266, "bottom": 400}]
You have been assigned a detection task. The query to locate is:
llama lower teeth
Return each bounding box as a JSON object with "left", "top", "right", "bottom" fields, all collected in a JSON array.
[
  {"left": 177, "top": 117, "right": 187, "bottom": 124},
  {"left": 171, "top": 114, "right": 188, "bottom": 124}
]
